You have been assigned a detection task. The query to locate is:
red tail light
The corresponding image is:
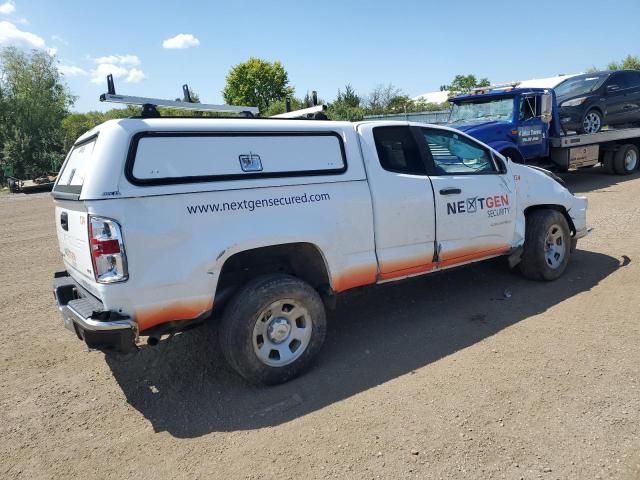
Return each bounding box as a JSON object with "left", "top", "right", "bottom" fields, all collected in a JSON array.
[{"left": 88, "top": 216, "right": 128, "bottom": 283}]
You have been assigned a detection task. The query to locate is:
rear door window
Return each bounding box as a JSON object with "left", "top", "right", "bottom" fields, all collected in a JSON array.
[
  {"left": 54, "top": 136, "right": 97, "bottom": 195},
  {"left": 372, "top": 126, "right": 426, "bottom": 174}
]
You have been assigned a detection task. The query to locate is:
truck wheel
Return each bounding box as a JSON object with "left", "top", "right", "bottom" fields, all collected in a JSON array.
[
  {"left": 219, "top": 274, "right": 326, "bottom": 385},
  {"left": 580, "top": 109, "right": 602, "bottom": 134},
  {"left": 519, "top": 210, "right": 571, "bottom": 281},
  {"left": 613, "top": 144, "right": 639, "bottom": 175}
]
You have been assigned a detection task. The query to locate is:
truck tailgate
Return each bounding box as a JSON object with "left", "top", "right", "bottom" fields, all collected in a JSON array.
[{"left": 54, "top": 200, "right": 94, "bottom": 283}]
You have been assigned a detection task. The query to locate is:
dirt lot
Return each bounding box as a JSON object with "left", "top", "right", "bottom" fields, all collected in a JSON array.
[{"left": 1, "top": 168, "right": 639, "bottom": 480}]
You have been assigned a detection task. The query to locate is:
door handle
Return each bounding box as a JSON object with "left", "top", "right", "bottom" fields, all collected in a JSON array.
[
  {"left": 439, "top": 188, "right": 461, "bottom": 195},
  {"left": 60, "top": 212, "right": 68, "bottom": 231}
]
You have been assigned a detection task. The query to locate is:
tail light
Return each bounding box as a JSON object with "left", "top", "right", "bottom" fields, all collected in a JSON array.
[{"left": 89, "top": 216, "right": 128, "bottom": 283}]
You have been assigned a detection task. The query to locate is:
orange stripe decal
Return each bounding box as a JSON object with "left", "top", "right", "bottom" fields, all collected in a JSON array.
[
  {"left": 332, "top": 264, "right": 378, "bottom": 293},
  {"left": 136, "top": 299, "right": 214, "bottom": 331}
]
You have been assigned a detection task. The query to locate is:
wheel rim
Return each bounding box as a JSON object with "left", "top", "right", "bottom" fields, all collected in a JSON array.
[
  {"left": 544, "top": 224, "right": 566, "bottom": 269},
  {"left": 624, "top": 149, "right": 638, "bottom": 171},
  {"left": 583, "top": 112, "right": 601, "bottom": 133},
  {"left": 252, "top": 299, "right": 312, "bottom": 367}
]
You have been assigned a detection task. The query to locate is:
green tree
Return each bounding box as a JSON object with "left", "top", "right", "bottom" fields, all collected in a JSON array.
[
  {"left": 223, "top": 57, "right": 294, "bottom": 112},
  {"left": 366, "top": 83, "right": 403, "bottom": 115},
  {"left": 0, "top": 47, "right": 74, "bottom": 179},
  {"left": 607, "top": 54, "right": 640, "bottom": 71},
  {"left": 440, "top": 74, "right": 490, "bottom": 95},
  {"left": 327, "top": 84, "right": 365, "bottom": 121}
]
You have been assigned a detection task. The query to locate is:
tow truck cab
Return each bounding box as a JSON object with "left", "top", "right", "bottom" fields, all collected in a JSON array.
[{"left": 448, "top": 87, "right": 560, "bottom": 164}]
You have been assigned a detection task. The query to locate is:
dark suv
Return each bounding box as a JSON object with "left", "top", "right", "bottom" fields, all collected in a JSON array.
[{"left": 555, "top": 70, "right": 640, "bottom": 134}]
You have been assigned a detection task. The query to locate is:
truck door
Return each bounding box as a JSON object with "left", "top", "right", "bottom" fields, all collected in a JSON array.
[
  {"left": 516, "top": 95, "right": 547, "bottom": 160},
  {"left": 357, "top": 124, "right": 436, "bottom": 279},
  {"left": 420, "top": 127, "right": 517, "bottom": 268}
]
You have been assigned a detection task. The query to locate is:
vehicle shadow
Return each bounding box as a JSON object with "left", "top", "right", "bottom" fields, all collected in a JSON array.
[
  {"left": 106, "top": 249, "right": 622, "bottom": 438},
  {"left": 560, "top": 165, "right": 640, "bottom": 194}
]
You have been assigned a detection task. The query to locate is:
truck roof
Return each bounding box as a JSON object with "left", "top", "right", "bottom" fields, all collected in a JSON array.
[{"left": 451, "top": 87, "right": 548, "bottom": 102}]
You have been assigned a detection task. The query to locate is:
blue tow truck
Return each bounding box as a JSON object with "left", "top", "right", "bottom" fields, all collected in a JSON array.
[{"left": 447, "top": 84, "right": 640, "bottom": 175}]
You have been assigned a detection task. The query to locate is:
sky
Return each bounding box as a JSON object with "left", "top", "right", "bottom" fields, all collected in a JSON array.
[{"left": 0, "top": 0, "right": 639, "bottom": 112}]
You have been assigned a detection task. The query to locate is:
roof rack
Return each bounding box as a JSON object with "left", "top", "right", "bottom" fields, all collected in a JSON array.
[{"left": 100, "top": 74, "right": 259, "bottom": 117}]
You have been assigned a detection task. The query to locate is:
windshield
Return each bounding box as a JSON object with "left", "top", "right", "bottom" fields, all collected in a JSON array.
[
  {"left": 554, "top": 74, "right": 608, "bottom": 97},
  {"left": 449, "top": 97, "right": 514, "bottom": 124}
]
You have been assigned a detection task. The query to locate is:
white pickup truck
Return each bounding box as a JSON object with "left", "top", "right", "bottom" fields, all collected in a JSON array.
[{"left": 52, "top": 116, "right": 588, "bottom": 384}]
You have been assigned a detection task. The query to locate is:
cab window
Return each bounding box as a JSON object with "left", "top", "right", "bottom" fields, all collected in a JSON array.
[
  {"left": 373, "top": 126, "right": 426, "bottom": 175},
  {"left": 422, "top": 128, "right": 497, "bottom": 175}
]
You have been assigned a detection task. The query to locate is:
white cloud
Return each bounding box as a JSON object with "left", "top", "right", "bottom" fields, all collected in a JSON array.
[
  {"left": 94, "top": 54, "right": 140, "bottom": 66},
  {"left": 59, "top": 65, "right": 87, "bottom": 77},
  {"left": 51, "top": 34, "right": 68, "bottom": 45},
  {"left": 0, "top": 20, "right": 45, "bottom": 48},
  {"left": 0, "top": 2, "right": 15, "bottom": 15},
  {"left": 126, "top": 68, "right": 145, "bottom": 83},
  {"left": 47, "top": 47, "right": 57, "bottom": 56},
  {"left": 162, "top": 33, "right": 200, "bottom": 49},
  {"left": 91, "top": 62, "right": 145, "bottom": 84}
]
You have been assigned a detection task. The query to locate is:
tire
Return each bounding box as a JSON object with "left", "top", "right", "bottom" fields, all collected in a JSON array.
[
  {"left": 579, "top": 109, "right": 602, "bottom": 134},
  {"left": 519, "top": 210, "right": 572, "bottom": 281},
  {"left": 219, "top": 274, "right": 326, "bottom": 385},
  {"left": 601, "top": 151, "right": 615, "bottom": 174},
  {"left": 613, "top": 144, "right": 639, "bottom": 175}
]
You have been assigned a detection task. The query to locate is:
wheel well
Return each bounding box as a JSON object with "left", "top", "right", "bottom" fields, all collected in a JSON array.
[
  {"left": 215, "top": 243, "right": 330, "bottom": 305},
  {"left": 524, "top": 205, "right": 576, "bottom": 235},
  {"left": 500, "top": 147, "right": 524, "bottom": 163}
]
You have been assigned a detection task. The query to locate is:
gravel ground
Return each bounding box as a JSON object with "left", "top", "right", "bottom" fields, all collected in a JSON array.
[{"left": 0, "top": 168, "right": 639, "bottom": 480}]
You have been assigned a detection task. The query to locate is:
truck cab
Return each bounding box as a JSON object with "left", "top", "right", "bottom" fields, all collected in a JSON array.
[{"left": 448, "top": 87, "right": 561, "bottom": 164}]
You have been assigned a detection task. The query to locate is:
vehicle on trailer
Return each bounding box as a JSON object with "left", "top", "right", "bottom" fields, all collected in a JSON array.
[
  {"left": 554, "top": 70, "right": 640, "bottom": 134},
  {"left": 52, "top": 78, "right": 589, "bottom": 385},
  {"left": 447, "top": 84, "right": 640, "bottom": 175}
]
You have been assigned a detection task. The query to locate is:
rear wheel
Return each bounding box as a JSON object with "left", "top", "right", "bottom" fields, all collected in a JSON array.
[
  {"left": 519, "top": 210, "right": 571, "bottom": 281},
  {"left": 613, "top": 144, "right": 639, "bottom": 175},
  {"left": 580, "top": 109, "right": 602, "bottom": 134},
  {"left": 219, "top": 274, "right": 326, "bottom": 385}
]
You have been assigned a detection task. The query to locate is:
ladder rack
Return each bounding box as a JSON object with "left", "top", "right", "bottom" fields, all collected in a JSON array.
[
  {"left": 98, "top": 74, "right": 327, "bottom": 120},
  {"left": 99, "top": 74, "right": 259, "bottom": 117}
]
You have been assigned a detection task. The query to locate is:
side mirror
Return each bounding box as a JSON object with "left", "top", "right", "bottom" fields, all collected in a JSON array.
[
  {"left": 540, "top": 91, "right": 552, "bottom": 124},
  {"left": 606, "top": 84, "right": 619, "bottom": 93}
]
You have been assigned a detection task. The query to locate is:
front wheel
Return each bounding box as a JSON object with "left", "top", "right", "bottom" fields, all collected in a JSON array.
[
  {"left": 580, "top": 109, "right": 602, "bottom": 134},
  {"left": 219, "top": 274, "right": 326, "bottom": 385},
  {"left": 519, "top": 210, "right": 572, "bottom": 281}
]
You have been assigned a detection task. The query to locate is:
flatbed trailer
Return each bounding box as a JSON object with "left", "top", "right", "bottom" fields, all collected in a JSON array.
[
  {"left": 549, "top": 127, "right": 640, "bottom": 172},
  {"left": 7, "top": 175, "right": 57, "bottom": 194}
]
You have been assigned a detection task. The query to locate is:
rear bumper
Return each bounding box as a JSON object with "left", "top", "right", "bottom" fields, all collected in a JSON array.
[{"left": 53, "top": 271, "right": 138, "bottom": 353}]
